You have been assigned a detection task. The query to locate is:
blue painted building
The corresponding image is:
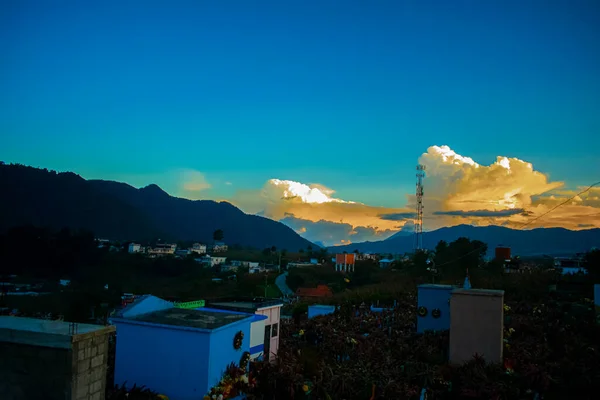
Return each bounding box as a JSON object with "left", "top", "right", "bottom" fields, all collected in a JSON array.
[
  {"left": 417, "top": 284, "right": 453, "bottom": 333},
  {"left": 308, "top": 305, "right": 336, "bottom": 319},
  {"left": 200, "top": 307, "right": 268, "bottom": 360},
  {"left": 111, "top": 296, "right": 254, "bottom": 400}
]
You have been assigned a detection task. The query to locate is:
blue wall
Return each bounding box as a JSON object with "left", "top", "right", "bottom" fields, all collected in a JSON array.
[
  {"left": 114, "top": 317, "right": 252, "bottom": 400},
  {"left": 308, "top": 305, "right": 336, "bottom": 319},
  {"left": 594, "top": 284, "right": 600, "bottom": 307},
  {"left": 114, "top": 321, "right": 211, "bottom": 400},
  {"left": 417, "top": 284, "right": 453, "bottom": 333},
  {"left": 207, "top": 319, "right": 251, "bottom": 391}
]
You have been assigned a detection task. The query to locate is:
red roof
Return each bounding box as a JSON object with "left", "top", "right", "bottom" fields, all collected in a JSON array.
[{"left": 296, "top": 285, "right": 333, "bottom": 298}]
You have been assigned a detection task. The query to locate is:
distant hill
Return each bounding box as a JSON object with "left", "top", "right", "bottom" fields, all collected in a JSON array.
[
  {"left": 0, "top": 163, "right": 315, "bottom": 250},
  {"left": 329, "top": 224, "right": 600, "bottom": 256}
]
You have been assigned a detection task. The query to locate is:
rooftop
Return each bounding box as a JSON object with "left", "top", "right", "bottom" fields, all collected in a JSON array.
[
  {"left": 452, "top": 288, "right": 505, "bottom": 297},
  {"left": 128, "top": 308, "right": 250, "bottom": 330},
  {"left": 207, "top": 297, "right": 283, "bottom": 311},
  {"left": 418, "top": 284, "right": 454, "bottom": 290},
  {"left": 0, "top": 316, "right": 115, "bottom": 349}
]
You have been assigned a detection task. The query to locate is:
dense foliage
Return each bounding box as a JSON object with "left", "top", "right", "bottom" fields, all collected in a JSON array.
[{"left": 256, "top": 286, "right": 600, "bottom": 400}]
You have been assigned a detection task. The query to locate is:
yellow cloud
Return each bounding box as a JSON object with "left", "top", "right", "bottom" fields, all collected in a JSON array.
[
  {"left": 230, "top": 178, "right": 414, "bottom": 233},
  {"left": 224, "top": 145, "right": 599, "bottom": 245},
  {"left": 417, "top": 145, "right": 599, "bottom": 231}
]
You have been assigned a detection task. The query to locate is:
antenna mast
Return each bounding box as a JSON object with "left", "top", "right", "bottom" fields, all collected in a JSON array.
[{"left": 414, "top": 164, "right": 425, "bottom": 251}]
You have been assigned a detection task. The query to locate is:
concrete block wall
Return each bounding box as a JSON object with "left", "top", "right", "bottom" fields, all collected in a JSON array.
[
  {"left": 0, "top": 342, "right": 72, "bottom": 400},
  {"left": 71, "top": 331, "right": 111, "bottom": 400},
  {"left": 0, "top": 317, "right": 115, "bottom": 400},
  {"left": 449, "top": 289, "right": 504, "bottom": 364}
]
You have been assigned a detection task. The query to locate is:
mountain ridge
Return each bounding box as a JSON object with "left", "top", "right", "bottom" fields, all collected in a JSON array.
[
  {"left": 329, "top": 224, "right": 600, "bottom": 256},
  {"left": 0, "top": 163, "right": 315, "bottom": 250}
]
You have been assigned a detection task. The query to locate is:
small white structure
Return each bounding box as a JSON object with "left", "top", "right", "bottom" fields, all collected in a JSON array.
[
  {"left": 128, "top": 243, "right": 142, "bottom": 253},
  {"left": 379, "top": 259, "right": 393, "bottom": 268},
  {"left": 59, "top": 279, "right": 70, "bottom": 287},
  {"left": 212, "top": 242, "right": 228, "bottom": 253},
  {"left": 191, "top": 243, "right": 207, "bottom": 255},
  {"left": 175, "top": 249, "right": 191, "bottom": 257},
  {"left": 148, "top": 243, "right": 177, "bottom": 255},
  {"left": 196, "top": 256, "right": 227, "bottom": 267}
]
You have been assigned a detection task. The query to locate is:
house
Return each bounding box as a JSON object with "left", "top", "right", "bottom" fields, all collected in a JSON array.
[
  {"left": 220, "top": 264, "right": 239, "bottom": 273},
  {"left": 379, "top": 259, "right": 393, "bottom": 268},
  {"left": 296, "top": 285, "right": 333, "bottom": 299},
  {"left": 211, "top": 242, "right": 228, "bottom": 253},
  {"left": 310, "top": 258, "right": 319, "bottom": 265},
  {"left": 554, "top": 257, "right": 588, "bottom": 275},
  {"left": 174, "top": 249, "right": 191, "bottom": 257},
  {"left": 287, "top": 262, "right": 314, "bottom": 268},
  {"left": 191, "top": 243, "right": 207, "bottom": 255},
  {"left": 207, "top": 297, "right": 283, "bottom": 362},
  {"left": 335, "top": 253, "right": 355, "bottom": 272},
  {"left": 128, "top": 243, "right": 142, "bottom": 253},
  {"left": 196, "top": 256, "right": 227, "bottom": 267},
  {"left": 111, "top": 296, "right": 255, "bottom": 399},
  {"left": 358, "top": 253, "right": 378, "bottom": 261},
  {"left": 148, "top": 243, "right": 177, "bottom": 256},
  {"left": 249, "top": 266, "right": 267, "bottom": 274}
]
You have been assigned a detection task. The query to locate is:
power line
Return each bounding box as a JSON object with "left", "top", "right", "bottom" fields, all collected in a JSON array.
[{"left": 433, "top": 180, "right": 600, "bottom": 268}]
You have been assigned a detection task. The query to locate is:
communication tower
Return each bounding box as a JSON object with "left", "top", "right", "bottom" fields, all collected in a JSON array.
[{"left": 414, "top": 164, "right": 426, "bottom": 251}]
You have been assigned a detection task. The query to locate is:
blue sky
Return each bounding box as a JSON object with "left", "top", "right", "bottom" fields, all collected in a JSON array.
[{"left": 1, "top": 0, "right": 599, "bottom": 244}]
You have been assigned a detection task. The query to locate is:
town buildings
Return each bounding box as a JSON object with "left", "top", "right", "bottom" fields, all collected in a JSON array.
[
  {"left": 191, "top": 243, "right": 207, "bottom": 255},
  {"left": 128, "top": 243, "right": 142, "bottom": 253},
  {"left": 147, "top": 243, "right": 177, "bottom": 256},
  {"left": 211, "top": 242, "right": 228, "bottom": 253}
]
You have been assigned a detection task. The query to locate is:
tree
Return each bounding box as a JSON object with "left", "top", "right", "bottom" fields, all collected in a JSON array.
[{"left": 213, "top": 229, "right": 224, "bottom": 242}]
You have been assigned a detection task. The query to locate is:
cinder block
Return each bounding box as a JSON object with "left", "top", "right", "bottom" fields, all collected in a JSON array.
[
  {"left": 450, "top": 288, "right": 504, "bottom": 364},
  {"left": 90, "top": 354, "right": 104, "bottom": 368},
  {"left": 417, "top": 284, "right": 453, "bottom": 333},
  {"left": 75, "top": 381, "right": 89, "bottom": 399},
  {"left": 78, "top": 358, "right": 91, "bottom": 373},
  {"left": 90, "top": 379, "right": 102, "bottom": 393},
  {"left": 90, "top": 366, "right": 105, "bottom": 382},
  {"left": 90, "top": 391, "right": 102, "bottom": 400}
]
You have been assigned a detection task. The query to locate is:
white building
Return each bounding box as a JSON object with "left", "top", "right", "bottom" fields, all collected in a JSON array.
[
  {"left": 128, "top": 243, "right": 142, "bottom": 253},
  {"left": 211, "top": 242, "right": 228, "bottom": 253},
  {"left": 196, "top": 256, "right": 227, "bottom": 267},
  {"left": 148, "top": 243, "right": 177, "bottom": 255},
  {"left": 190, "top": 243, "right": 207, "bottom": 255}
]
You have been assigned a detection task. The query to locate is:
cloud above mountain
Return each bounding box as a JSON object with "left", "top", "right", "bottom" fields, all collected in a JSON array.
[
  {"left": 225, "top": 145, "right": 599, "bottom": 246},
  {"left": 229, "top": 179, "right": 414, "bottom": 246}
]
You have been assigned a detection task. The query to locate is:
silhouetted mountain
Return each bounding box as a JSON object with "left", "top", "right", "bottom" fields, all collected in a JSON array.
[
  {"left": 0, "top": 163, "right": 315, "bottom": 250},
  {"left": 329, "top": 224, "right": 600, "bottom": 256}
]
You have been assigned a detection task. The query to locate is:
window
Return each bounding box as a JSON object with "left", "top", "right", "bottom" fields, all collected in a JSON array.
[
  {"left": 264, "top": 325, "right": 271, "bottom": 356},
  {"left": 271, "top": 323, "right": 278, "bottom": 337}
]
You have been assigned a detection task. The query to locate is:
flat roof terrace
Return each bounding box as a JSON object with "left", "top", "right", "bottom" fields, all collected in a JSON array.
[
  {"left": 207, "top": 297, "right": 283, "bottom": 312},
  {"left": 128, "top": 308, "right": 250, "bottom": 330},
  {"left": 0, "top": 316, "right": 115, "bottom": 349}
]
